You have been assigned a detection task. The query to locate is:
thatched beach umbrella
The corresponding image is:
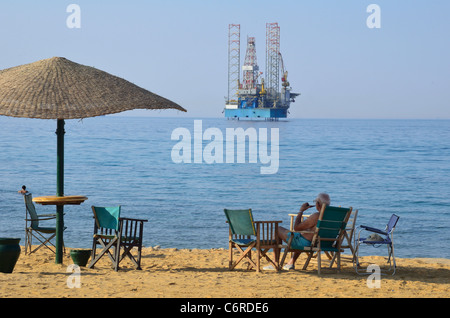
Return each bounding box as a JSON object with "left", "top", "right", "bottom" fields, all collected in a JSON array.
[{"left": 0, "top": 57, "right": 186, "bottom": 263}]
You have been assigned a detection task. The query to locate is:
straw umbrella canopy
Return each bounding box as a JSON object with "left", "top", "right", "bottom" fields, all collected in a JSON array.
[
  {"left": 0, "top": 56, "right": 186, "bottom": 119},
  {"left": 0, "top": 57, "right": 186, "bottom": 263}
]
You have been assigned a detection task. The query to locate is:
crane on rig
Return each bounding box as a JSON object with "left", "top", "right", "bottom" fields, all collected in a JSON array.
[{"left": 279, "top": 52, "right": 289, "bottom": 88}]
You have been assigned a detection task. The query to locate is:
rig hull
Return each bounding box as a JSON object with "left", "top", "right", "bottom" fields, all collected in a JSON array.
[{"left": 224, "top": 107, "right": 288, "bottom": 119}]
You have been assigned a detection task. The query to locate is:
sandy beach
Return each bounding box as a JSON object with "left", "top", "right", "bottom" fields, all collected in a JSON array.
[{"left": 1, "top": 246, "right": 449, "bottom": 299}]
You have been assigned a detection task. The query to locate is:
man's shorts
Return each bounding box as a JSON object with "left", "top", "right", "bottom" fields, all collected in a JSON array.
[{"left": 287, "top": 232, "right": 312, "bottom": 250}]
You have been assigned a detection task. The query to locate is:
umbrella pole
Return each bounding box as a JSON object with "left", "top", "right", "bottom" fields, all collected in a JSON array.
[{"left": 55, "top": 119, "right": 65, "bottom": 264}]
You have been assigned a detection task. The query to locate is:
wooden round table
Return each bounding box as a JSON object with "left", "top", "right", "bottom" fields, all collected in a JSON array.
[{"left": 32, "top": 195, "right": 88, "bottom": 264}]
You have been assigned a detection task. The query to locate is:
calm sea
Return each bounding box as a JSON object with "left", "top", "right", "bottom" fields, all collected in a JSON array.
[{"left": 0, "top": 116, "right": 449, "bottom": 259}]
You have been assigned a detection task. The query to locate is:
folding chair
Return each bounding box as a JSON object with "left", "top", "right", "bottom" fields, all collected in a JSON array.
[
  {"left": 295, "top": 209, "right": 359, "bottom": 265},
  {"left": 224, "top": 208, "right": 283, "bottom": 273},
  {"left": 23, "top": 193, "right": 66, "bottom": 255},
  {"left": 280, "top": 205, "right": 352, "bottom": 275},
  {"left": 88, "top": 206, "right": 148, "bottom": 271},
  {"left": 353, "top": 214, "right": 399, "bottom": 275}
]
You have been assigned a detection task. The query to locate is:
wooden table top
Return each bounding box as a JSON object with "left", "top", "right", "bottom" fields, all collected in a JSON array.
[{"left": 32, "top": 195, "right": 88, "bottom": 205}]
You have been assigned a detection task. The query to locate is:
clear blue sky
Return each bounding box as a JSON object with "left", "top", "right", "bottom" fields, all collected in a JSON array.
[{"left": 0, "top": 0, "right": 449, "bottom": 119}]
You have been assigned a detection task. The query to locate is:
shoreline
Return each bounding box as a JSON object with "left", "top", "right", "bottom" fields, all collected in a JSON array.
[{"left": 1, "top": 246, "right": 449, "bottom": 298}]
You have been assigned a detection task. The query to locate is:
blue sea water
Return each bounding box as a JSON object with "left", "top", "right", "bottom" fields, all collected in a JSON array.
[{"left": 0, "top": 116, "right": 449, "bottom": 259}]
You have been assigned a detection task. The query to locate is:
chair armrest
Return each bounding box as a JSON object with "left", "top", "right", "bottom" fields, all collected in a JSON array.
[
  {"left": 119, "top": 217, "right": 148, "bottom": 222},
  {"left": 359, "top": 225, "right": 387, "bottom": 235},
  {"left": 288, "top": 213, "right": 311, "bottom": 230},
  {"left": 25, "top": 215, "right": 57, "bottom": 221},
  {"left": 289, "top": 230, "right": 315, "bottom": 235},
  {"left": 254, "top": 220, "right": 282, "bottom": 224},
  {"left": 289, "top": 214, "right": 311, "bottom": 218},
  {"left": 288, "top": 214, "right": 296, "bottom": 231}
]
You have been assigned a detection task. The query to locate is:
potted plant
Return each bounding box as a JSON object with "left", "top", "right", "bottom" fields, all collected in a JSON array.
[
  {"left": 0, "top": 238, "right": 21, "bottom": 273},
  {"left": 70, "top": 249, "right": 92, "bottom": 267}
]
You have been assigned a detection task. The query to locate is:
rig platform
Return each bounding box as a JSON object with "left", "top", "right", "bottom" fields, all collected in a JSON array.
[{"left": 224, "top": 23, "right": 299, "bottom": 120}]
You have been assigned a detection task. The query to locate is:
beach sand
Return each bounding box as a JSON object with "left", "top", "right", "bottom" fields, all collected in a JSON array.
[{"left": 1, "top": 246, "right": 449, "bottom": 298}]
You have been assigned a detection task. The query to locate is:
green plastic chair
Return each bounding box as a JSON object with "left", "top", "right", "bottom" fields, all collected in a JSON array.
[
  {"left": 224, "top": 208, "right": 282, "bottom": 273},
  {"left": 23, "top": 193, "right": 66, "bottom": 255},
  {"left": 88, "top": 206, "right": 148, "bottom": 271},
  {"left": 280, "top": 205, "right": 352, "bottom": 275}
]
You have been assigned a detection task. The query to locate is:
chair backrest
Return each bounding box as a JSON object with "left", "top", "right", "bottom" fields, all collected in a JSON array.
[
  {"left": 346, "top": 209, "right": 358, "bottom": 237},
  {"left": 340, "top": 209, "right": 358, "bottom": 248},
  {"left": 385, "top": 214, "right": 400, "bottom": 234},
  {"left": 24, "top": 193, "right": 39, "bottom": 229},
  {"left": 311, "top": 205, "right": 352, "bottom": 249},
  {"left": 92, "top": 206, "right": 121, "bottom": 231},
  {"left": 224, "top": 209, "right": 256, "bottom": 236}
]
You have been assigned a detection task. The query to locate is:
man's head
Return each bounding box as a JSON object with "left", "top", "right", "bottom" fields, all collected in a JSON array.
[{"left": 314, "top": 193, "right": 330, "bottom": 211}]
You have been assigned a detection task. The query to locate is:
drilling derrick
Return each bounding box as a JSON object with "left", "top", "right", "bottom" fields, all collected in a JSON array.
[
  {"left": 242, "top": 37, "right": 259, "bottom": 90},
  {"left": 227, "top": 24, "right": 240, "bottom": 105},
  {"left": 265, "top": 23, "right": 280, "bottom": 100},
  {"left": 224, "top": 22, "right": 299, "bottom": 120}
]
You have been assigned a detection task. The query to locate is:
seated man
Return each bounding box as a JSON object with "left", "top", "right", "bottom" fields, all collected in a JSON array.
[{"left": 278, "top": 192, "right": 331, "bottom": 270}]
